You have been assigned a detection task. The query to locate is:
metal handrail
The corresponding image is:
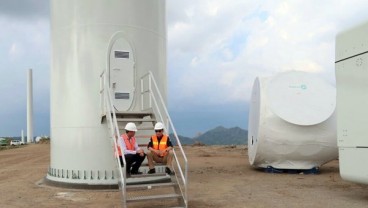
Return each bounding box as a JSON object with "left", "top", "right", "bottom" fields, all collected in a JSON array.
[
  {"left": 100, "top": 70, "right": 127, "bottom": 208},
  {"left": 140, "top": 71, "right": 188, "bottom": 207}
]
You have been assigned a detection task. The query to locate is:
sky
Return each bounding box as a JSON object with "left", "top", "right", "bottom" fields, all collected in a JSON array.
[{"left": 1, "top": 1, "right": 368, "bottom": 137}]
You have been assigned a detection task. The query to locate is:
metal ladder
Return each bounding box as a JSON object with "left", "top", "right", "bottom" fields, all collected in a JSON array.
[{"left": 100, "top": 70, "right": 188, "bottom": 208}]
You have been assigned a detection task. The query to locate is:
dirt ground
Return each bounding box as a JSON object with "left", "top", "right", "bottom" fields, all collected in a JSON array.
[{"left": 1, "top": 144, "right": 368, "bottom": 208}]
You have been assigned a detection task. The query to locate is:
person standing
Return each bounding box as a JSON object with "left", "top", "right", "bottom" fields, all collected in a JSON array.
[
  {"left": 147, "top": 122, "right": 174, "bottom": 175},
  {"left": 119, "top": 122, "right": 146, "bottom": 176}
]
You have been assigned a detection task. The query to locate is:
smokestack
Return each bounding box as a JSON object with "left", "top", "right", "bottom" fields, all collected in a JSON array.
[{"left": 27, "top": 69, "right": 33, "bottom": 143}]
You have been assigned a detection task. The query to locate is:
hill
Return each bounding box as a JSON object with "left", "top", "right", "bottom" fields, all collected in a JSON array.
[
  {"left": 169, "top": 134, "right": 194, "bottom": 145},
  {"left": 195, "top": 126, "right": 248, "bottom": 145},
  {"left": 170, "top": 126, "right": 248, "bottom": 145}
]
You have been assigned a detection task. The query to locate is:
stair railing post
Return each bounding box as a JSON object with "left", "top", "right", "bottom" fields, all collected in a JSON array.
[
  {"left": 149, "top": 73, "right": 152, "bottom": 109},
  {"left": 142, "top": 70, "right": 189, "bottom": 207},
  {"left": 103, "top": 70, "right": 127, "bottom": 208},
  {"left": 100, "top": 70, "right": 105, "bottom": 116},
  {"left": 140, "top": 75, "right": 143, "bottom": 111}
]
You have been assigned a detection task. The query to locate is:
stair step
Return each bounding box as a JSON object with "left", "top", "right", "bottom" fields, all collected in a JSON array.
[
  {"left": 116, "top": 118, "right": 155, "bottom": 122},
  {"left": 136, "top": 126, "right": 155, "bottom": 130},
  {"left": 115, "top": 111, "right": 153, "bottom": 117},
  {"left": 127, "top": 193, "right": 181, "bottom": 202},
  {"left": 127, "top": 182, "right": 176, "bottom": 190},
  {"left": 101, "top": 111, "right": 155, "bottom": 123},
  {"left": 140, "top": 162, "right": 166, "bottom": 167},
  {"left": 127, "top": 164, "right": 167, "bottom": 176},
  {"left": 135, "top": 135, "right": 151, "bottom": 139},
  {"left": 130, "top": 173, "right": 167, "bottom": 178},
  {"left": 118, "top": 126, "right": 154, "bottom": 131},
  {"left": 126, "top": 174, "right": 171, "bottom": 185}
]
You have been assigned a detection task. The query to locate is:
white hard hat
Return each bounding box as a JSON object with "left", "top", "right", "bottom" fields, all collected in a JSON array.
[
  {"left": 125, "top": 122, "right": 137, "bottom": 132},
  {"left": 154, "top": 122, "right": 164, "bottom": 130}
]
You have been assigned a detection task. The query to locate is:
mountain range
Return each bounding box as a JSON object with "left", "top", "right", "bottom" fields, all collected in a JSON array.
[
  {"left": 2, "top": 126, "right": 248, "bottom": 146},
  {"left": 170, "top": 126, "right": 248, "bottom": 146}
]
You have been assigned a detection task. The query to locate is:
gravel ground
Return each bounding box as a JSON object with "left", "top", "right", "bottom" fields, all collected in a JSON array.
[{"left": 0, "top": 144, "right": 368, "bottom": 208}]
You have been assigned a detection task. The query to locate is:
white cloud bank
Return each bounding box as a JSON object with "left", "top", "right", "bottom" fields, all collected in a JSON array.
[
  {"left": 2, "top": 0, "right": 368, "bottom": 136},
  {"left": 167, "top": 0, "right": 368, "bottom": 111}
]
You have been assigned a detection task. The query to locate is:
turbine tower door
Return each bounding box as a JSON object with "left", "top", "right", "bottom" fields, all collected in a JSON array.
[{"left": 109, "top": 38, "right": 135, "bottom": 111}]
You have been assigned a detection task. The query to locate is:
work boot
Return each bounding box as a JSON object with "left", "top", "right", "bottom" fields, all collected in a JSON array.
[
  {"left": 130, "top": 170, "right": 143, "bottom": 175},
  {"left": 148, "top": 168, "right": 156, "bottom": 174},
  {"left": 165, "top": 167, "right": 174, "bottom": 175}
]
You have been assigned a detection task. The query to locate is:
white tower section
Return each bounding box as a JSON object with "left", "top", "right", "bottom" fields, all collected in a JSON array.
[
  {"left": 248, "top": 71, "right": 338, "bottom": 169},
  {"left": 336, "top": 21, "right": 368, "bottom": 184},
  {"left": 21, "top": 130, "right": 24, "bottom": 143},
  {"left": 27, "top": 69, "right": 33, "bottom": 143},
  {"left": 47, "top": 0, "right": 166, "bottom": 186}
]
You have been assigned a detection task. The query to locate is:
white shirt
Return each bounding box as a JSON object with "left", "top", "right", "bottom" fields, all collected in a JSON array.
[{"left": 119, "top": 134, "right": 141, "bottom": 155}]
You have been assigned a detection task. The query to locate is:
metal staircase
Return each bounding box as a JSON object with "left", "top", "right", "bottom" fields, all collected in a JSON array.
[
  {"left": 100, "top": 70, "right": 188, "bottom": 208},
  {"left": 126, "top": 180, "right": 185, "bottom": 207}
]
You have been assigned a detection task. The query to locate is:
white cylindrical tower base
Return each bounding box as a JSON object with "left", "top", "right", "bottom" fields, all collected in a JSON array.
[
  {"left": 248, "top": 71, "right": 338, "bottom": 169},
  {"left": 48, "top": 0, "right": 166, "bottom": 187}
]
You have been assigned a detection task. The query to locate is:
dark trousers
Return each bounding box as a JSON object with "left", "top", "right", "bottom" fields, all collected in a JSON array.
[{"left": 120, "top": 153, "right": 146, "bottom": 174}]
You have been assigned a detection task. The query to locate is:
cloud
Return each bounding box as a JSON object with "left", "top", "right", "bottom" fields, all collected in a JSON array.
[
  {"left": 168, "top": 0, "right": 261, "bottom": 107},
  {"left": 0, "top": 0, "right": 49, "bottom": 20},
  {"left": 0, "top": 1, "right": 50, "bottom": 136},
  {"left": 168, "top": 0, "right": 368, "bottom": 111},
  {"left": 8, "top": 42, "right": 24, "bottom": 60},
  {"left": 3, "top": 0, "right": 368, "bottom": 136}
]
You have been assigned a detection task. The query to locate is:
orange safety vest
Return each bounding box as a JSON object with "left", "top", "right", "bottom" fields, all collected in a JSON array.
[
  {"left": 117, "top": 134, "right": 136, "bottom": 156},
  {"left": 152, "top": 135, "right": 168, "bottom": 156}
]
